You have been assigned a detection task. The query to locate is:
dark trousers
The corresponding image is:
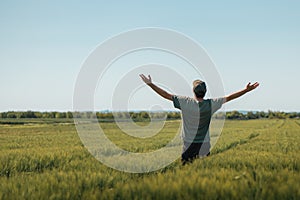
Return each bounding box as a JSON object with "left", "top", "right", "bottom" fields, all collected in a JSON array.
[{"left": 181, "top": 142, "right": 210, "bottom": 165}]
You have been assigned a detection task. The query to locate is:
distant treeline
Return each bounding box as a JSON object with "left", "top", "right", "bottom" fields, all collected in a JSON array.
[{"left": 0, "top": 110, "right": 299, "bottom": 120}]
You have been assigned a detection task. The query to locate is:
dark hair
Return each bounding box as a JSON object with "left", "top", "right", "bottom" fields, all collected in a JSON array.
[
  {"left": 195, "top": 91, "right": 206, "bottom": 98},
  {"left": 193, "top": 80, "right": 207, "bottom": 98}
]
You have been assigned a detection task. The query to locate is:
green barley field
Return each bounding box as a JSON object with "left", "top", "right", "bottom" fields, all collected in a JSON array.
[{"left": 0, "top": 119, "right": 300, "bottom": 200}]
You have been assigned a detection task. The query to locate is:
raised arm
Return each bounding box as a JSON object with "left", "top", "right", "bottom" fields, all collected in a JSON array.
[
  {"left": 139, "top": 74, "right": 173, "bottom": 101},
  {"left": 225, "top": 82, "right": 260, "bottom": 103}
]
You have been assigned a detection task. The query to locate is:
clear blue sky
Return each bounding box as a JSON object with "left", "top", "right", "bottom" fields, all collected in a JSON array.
[{"left": 0, "top": 0, "right": 299, "bottom": 112}]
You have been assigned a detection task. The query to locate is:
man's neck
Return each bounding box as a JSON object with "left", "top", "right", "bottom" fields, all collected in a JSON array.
[{"left": 195, "top": 97, "right": 204, "bottom": 102}]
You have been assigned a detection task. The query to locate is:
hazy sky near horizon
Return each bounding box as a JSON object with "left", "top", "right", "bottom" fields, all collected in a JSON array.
[{"left": 0, "top": 1, "right": 299, "bottom": 112}]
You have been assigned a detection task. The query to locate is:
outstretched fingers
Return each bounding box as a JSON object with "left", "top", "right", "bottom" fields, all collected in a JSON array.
[
  {"left": 253, "top": 82, "right": 260, "bottom": 88},
  {"left": 248, "top": 82, "right": 260, "bottom": 91},
  {"left": 139, "top": 74, "right": 152, "bottom": 84},
  {"left": 139, "top": 74, "right": 145, "bottom": 80},
  {"left": 251, "top": 82, "right": 260, "bottom": 89}
]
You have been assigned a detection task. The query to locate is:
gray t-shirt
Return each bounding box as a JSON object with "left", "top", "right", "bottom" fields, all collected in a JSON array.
[{"left": 172, "top": 96, "right": 225, "bottom": 143}]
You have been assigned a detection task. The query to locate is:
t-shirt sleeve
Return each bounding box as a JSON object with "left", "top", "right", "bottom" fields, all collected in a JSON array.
[
  {"left": 172, "top": 95, "right": 181, "bottom": 109},
  {"left": 211, "top": 97, "right": 226, "bottom": 113}
]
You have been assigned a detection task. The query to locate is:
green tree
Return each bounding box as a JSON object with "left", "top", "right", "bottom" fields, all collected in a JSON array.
[
  {"left": 6, "top": 112, "right": 17, "bottom": 118},
  {"left": 247, "top": 112, "right": 258, "bottom": 119}
]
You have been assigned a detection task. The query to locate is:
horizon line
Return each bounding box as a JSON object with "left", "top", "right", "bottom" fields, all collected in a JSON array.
[{"left": 1, "top": 110, "right": 300, "bottom": 113}]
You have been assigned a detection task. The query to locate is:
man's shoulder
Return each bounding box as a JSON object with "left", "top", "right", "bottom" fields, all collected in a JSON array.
[
  {"left": 173, "top": 95, "right": 197, "bottom": 102},
  {"left": 205, "top": 97, "right": 225, "bottom": 103}
]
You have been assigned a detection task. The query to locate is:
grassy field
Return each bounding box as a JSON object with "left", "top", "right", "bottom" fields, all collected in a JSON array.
[{"left": 0, "top": 119, "right": 299, "bottom": 199}]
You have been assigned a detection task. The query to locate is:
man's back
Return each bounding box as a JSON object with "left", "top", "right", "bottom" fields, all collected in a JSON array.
[{"left": 172, "top": 96, "right": 224, "bottom": 143}]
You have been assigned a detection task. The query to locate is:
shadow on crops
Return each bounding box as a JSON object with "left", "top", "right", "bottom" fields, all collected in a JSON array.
[{"left": 211, "top": 133, "right": 260, "bottom": 155}]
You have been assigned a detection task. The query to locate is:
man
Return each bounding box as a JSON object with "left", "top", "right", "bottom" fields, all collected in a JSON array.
[{"left": 139, "top": 74, "right": 259, "bottom": 165}]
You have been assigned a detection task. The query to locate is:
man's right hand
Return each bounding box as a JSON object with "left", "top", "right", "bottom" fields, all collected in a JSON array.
[
  {"left": 225, "top": 82, "right": 260, "bottom": 103},
  {"left": 245, "top": 82, "right": 260, "bottom": 92}
]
